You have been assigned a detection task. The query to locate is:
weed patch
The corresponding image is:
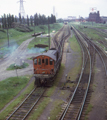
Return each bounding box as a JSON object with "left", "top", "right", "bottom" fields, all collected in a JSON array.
[
  {"left": 49, "top": 100, "right": 64, "bottom": 120},
  {"left": 6, "top": 63, "right": 29, "bottom": 70},
  {"left": 0, "top": 77, "right": 34, "bottom": 119},
  {"left": 28, "top": 98, "right": 50, "bottom": 120},
  {"left": 46, "top": 64, "right": 65, "bottom": 96},
  {"left": 0, "top": 76, "right": 29, "bottom": 110},
  {"left": 84, "top": 104, "right": 93, "bottom": 120}
]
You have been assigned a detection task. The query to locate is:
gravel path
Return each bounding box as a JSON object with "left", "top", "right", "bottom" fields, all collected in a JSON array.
[{"left": 0, "top": 37, "right": 34, "bottom": 81}]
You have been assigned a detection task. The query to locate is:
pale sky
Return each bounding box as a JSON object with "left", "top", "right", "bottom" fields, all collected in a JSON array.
[{"left": 0, "top": 0, "right": 107, "bottom": 19}]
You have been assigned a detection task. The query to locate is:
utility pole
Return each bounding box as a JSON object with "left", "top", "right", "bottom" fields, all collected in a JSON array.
[{"left": 48, "top": 17, "right": 50, "bottom": 49}]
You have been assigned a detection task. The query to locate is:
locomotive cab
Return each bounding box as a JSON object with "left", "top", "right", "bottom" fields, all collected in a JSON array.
[{"left": 33, "top": 55, "right": 55, "bottom": 74}]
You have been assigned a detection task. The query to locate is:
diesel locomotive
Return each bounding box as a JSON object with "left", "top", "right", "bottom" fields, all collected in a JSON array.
[{"left": 33, "top": 48, "right": 61, "bottom": 86}]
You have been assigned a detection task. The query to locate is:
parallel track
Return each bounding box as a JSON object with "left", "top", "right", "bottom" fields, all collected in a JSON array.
[
  {"left": 59, "top": 26, "right": 92, "bottom": 120},
  {"left": 7, "top": 87, "right": 46, "bottom": 120},
  {"left": 75, "top": 27, "right": 107, "bottom": 120},
  {"left": 79, "top": 31, "right": 107, "bottom": 77}
]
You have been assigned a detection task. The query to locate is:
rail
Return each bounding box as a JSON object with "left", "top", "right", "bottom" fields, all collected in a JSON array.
[
  {"left": 7, "top": 87, "right": 46, "bottom": 120},
  {"left": 59, "top": 26, "right": 92, "bottom": 120}
]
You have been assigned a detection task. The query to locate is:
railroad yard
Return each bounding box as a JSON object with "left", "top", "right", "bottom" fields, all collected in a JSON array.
[{"left": 0, "top": 22, "right": 107, "bottom": 120}]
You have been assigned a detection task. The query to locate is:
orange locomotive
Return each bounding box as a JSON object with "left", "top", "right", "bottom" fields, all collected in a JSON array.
[{"left": 33, "top": 48, "right": 61, "bottom": 86}]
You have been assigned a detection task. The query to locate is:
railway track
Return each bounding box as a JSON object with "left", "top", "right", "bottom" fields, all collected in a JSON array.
[
  {"left": 79, "top": 30, "right": 107, "bottom": 77},
  {"left": 88, "top": 27, "right": 107, "bottom": 48},
  {"left": 75, "top": 28, "right": 107, "bottom": 119},
  {"left": 58, "top": 26, "right": 93, "bottom": 120},
  {"left": 6, "top": 87, "right": 46, "bottom": 120}
]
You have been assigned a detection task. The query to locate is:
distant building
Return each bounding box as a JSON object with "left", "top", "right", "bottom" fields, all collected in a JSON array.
[
  {"left": 101, "top": 16, "right": 107, "bottom": 24},
  {"left": 88, "top": 11, "right": 101, "bottom": 23},
  {"left": 68, "top": 16, "right": 76, "bottom": 20}
]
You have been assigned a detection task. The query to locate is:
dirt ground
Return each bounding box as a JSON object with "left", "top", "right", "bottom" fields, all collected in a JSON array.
[{"left": 0, "top": 37, "right": 35, "bottom": 81}]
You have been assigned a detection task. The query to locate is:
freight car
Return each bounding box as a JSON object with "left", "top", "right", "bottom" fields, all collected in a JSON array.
[{"left": 33, "top": 48, "right": 61, "bottom": 86}]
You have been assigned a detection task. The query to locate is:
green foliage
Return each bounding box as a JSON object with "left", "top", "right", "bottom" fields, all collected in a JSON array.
[
  {"left": 0, "top": 76, "right": 29, "bottom": 110},
  {"left": 7, "top": 63, "right": 29, "bottom": 70},
  {"left": 28, "top": 98, "right": 50, "bottom": 120},
  {"left": 49, "top": 100, "right": 64, "bottom": 120},
  {"left": 69, "top": 35, "right": 81, "bottom": 52},
  {"left": 0, "top": 29, "right": 6, "bottom": 33},
  {"left": 0, "top": 23, "right": 63, "bottom": 59},
  {"left": 0, "top": 76, "right": 34, "bottom": 120},
  {"left": 0, "top": 28, "right": 32, "bottom": 47},
  {"left": 66, "top": 36, "right": 82, "bottom": 82},
  {"left": 46, "top": 64, "right": 65, "bottom": 96},
  {"left": 28, "top": 37, "right": 48, "bottom": 49},
  {"left": 85, "top": 104, "right": 93, "bottom": 120},
  {"left": 57, "top": 18, "right": 64, "bottom": 23}
]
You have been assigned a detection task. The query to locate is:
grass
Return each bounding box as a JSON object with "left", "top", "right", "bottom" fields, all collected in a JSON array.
[
  {"left": 49, "top": 100, "right": 64, "bottom": 120},
  {"left": 69, "top": 35, "right": 81, "bottom": 52},
  {"left": 71, "top": 22, "right": 106, "bottom": 51},
  {"left": 85, "top": 104, "right": 93, "bottom": 120},
  {"left": 27, "top": 23, "right": 63, "bottom": 52},
  {"left": 27, "top": 37, "right": 49, "bottom": 51},
  {"left": 30, "top": 23, "right": 63, "bottom": 35},
  {"left": 46, "top": 64, "right": 65, "bottom": 96},
  {"left": 6, "top": 63, "right": 29, "bottom": 70},
  {"left": 66, "top": 35, "right": 82, "bottom": 83},
  {"left": 28, "top": 98, "right": 50, "bottom": 120},
  {"left": 0, "top": 76, "right": 34, "bottom": 120},
  {"left": 0, "top": 23, "right": 63, "bottom": 58},
  {"left": 0, "top": 28, "right": 32, "bottom": 47},
  {"left": 0, "top": 76, "right": 30, "bottom": 110}
]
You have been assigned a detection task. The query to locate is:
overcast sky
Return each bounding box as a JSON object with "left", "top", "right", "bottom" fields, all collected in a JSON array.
[{"left": 0, "top": 0, "right": 107, "bottom": 19}]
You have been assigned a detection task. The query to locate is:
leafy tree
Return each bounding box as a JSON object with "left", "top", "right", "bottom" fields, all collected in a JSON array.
[
  {"left": 3, "top": 14, "right": 7, "bottom": 28},
  {"left": 19, "top": 13, "right": 22, "bottom": 24},
  {"left": 22, "top": 16, "right": 25, "bottom": 24},
  {"left": 11, "top": 15, "right": 14, "bottom": 23},
  {"left": 30, "top": 15, "right": 33, "bottom": 26},
  {"left": 27, "top": 15, "right": 29, "bottom": 26},
  {"left": 15, "top": 16, "right": 17, "bottom": 22}
]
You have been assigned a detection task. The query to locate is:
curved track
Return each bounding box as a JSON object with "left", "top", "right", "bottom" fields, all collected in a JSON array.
[
  {"left": 74, "top": 27, "right": 107, "bottom": 120},
  {"left": 58, "top": 26, "right": 92, "bottom": 120}
]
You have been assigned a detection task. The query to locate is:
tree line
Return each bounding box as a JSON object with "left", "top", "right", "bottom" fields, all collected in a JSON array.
[{"left": 1, "top": 13, "right": 56, "bottom": 29}]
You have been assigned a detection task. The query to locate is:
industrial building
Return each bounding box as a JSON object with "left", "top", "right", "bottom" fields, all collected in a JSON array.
[{"left": 88, "top": 11, "right": 101, "bottom": 23}]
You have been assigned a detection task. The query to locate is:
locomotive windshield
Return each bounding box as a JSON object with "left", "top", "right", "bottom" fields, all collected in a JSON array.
[
  {"left": 42, "top": 59, "right": 44, "bottom": 63},
  {"left": 38, "top": 58, "right": 41, "bottom": 65},
  {"left": 46, "top": 59, "right": 48, "bottom": 65},
  {"left": 34, "top": 59, "right": 37, "bottom": 65},
  {"left": 34, "top": 57, "right": 54, "bottom": 65},
  {"left": 50, "top": 59, "right": 53, "bottom": 65}
]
